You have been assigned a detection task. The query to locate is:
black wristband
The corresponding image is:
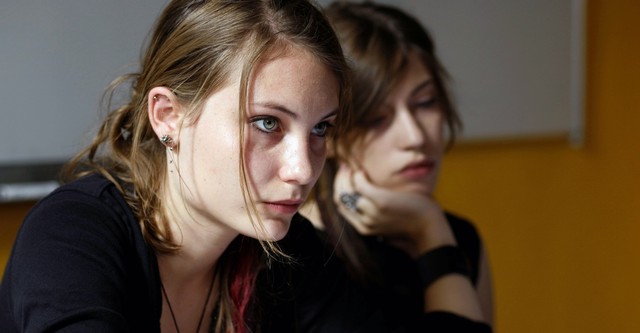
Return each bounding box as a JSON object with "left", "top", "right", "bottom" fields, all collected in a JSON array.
[{"left": 416, "top": 245, "right": 472, "bottom": 289}]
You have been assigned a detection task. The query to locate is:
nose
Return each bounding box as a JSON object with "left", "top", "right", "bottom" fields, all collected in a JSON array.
[
  {"left": 279, "top": 136, "right": 317, "bottom": 186},
  {"left": 397, "top": 109, "right": 426, "bottom": 149}
]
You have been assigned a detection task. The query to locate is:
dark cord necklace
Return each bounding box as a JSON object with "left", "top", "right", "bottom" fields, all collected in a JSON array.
[{"left": 160, "top": 266, "right": 217, "bottom": 333}]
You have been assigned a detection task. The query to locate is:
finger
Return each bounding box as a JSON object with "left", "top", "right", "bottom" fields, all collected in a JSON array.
[
  {"left": 335, "top": 193, "right": 382, "bottom": 235},
  {"left": 334, "top": 164, "right": 377, "bottom": 214},
  {"left": 337, "top": 202, "right": 378, "bottom": 235}
]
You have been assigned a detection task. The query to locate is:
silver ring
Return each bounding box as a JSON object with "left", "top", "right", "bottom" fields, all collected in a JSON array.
[{"left": 339, "top": 192, "right": 361, "bottom": 211}]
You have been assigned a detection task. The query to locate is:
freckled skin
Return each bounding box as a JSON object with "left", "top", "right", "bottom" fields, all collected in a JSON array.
[{"left": 170, "top": 46, "right": 339, "bottom": 242}]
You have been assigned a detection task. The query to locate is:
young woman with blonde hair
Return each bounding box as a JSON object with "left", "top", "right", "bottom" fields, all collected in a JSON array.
[{"left": 0, "top": 0, "right": 350, "bottom": 332}]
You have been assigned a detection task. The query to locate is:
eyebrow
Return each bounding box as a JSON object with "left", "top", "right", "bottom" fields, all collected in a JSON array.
[
  {"left": 251, "top": 102, "right": 338, "bottom": 120},
  {"left": 380, "top": 78, "right": 435, "bottom": 109},
  {"left": 410, "top": 79, "right": 435, "bottom": 98}
]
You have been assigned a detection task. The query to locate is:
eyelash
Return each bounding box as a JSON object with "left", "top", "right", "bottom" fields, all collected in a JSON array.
[
  {"left": 251, "top": 116, "right": 280, "bottom": 133},
  {"left": 250, "top": 116, "right": 335, "bottom": 137},
  {"left": 414, "top": 97, "right": 438, "bottom": 110},
  {"left": 312, "top": 121, "right": 334, "bottom": 137},
  {"left": 364, "top": 97, "right": 438, "bottom": 128},
  {"left": 366, "top": 115, "right": 389, "bottom": 128}
]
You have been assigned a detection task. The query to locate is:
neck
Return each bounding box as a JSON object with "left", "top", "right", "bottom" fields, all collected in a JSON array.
[
  {"left": 160, "top": 175, "right": 238, "bottom": 277},
  {"left": 158, "top": 258, "right": 218, "bottom": 333},
  {"left": 157, "top": 239, "right": 225, "bottom": 333},
  {"left": 157, "top": 178, "right": 239, "bottom": 333}
]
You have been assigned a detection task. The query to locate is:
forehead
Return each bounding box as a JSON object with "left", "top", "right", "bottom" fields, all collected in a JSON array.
[
  {"left": 387, "top": 52, "right": 433, "bottom": 99},
  {"left": 248, "top": 44, "right": 339, "bottom": 114},
  {"left": 251, "top": 45, "right": 336, "bottom": 93}
]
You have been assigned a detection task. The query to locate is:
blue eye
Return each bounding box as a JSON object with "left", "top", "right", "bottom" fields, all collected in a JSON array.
[
  {"left": 252, "top": 117, "right": 279, "bottom": 133},
  {"left": 312, "top": 122, "right": 333, "bottom": 137}
]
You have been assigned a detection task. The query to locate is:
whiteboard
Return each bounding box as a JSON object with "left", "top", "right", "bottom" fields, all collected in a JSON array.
[
  {"left": 0, "top": 0, "right": 585, "bottom": 167},
  {"left": 317, "top": 0, "right": 585, "bottom": 144}
]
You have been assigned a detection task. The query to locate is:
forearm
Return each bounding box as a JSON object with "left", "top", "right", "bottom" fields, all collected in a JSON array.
[{"left": 424, "top": 274, "right": 485, "bottom": 321}]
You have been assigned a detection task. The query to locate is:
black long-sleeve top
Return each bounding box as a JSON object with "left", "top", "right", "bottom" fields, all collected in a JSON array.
[
  {"left": 0, "top": 173, "right": 490, "bottom": 332},
  {"left": 260, "top": 212, "right": 492, "bottom": 333}
]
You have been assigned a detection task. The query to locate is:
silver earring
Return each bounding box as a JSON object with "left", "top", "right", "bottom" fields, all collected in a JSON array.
[{"left": 160, "top": 134, "right": 174, "bottom": 150}]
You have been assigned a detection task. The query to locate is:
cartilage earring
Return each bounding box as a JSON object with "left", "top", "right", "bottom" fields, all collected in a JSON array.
[{"left": 160, "top": 134, "right": 174, "bottom": 150}]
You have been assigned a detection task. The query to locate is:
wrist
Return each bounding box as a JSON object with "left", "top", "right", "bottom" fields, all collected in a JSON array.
[
  {"left": 412, "top": 218, "right": 457, "bottom": 256},
  {"left": 416, "top": 245, "right": 472, "bottom": 290}
]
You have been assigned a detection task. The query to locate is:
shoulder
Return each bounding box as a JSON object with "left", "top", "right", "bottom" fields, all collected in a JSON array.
[
  {"left": 26, "top": 174, "right": 133, "bottom": 228},
  {"left": 16, "top": 173, "right": 141, "bottom": 261},
  {"left": 445, "top": 212, "right": 481, "bottom": 245},
  {"left": 42, "top": 173, "right": 128, "bottom": 211},
  {"left": 1, "top": 174, "right": 158, "bottom": 331}
]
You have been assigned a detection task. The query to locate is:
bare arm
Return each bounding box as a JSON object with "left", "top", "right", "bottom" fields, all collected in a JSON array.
[{"left": 476, "top": 243, "right": 495, "bottom": 324}]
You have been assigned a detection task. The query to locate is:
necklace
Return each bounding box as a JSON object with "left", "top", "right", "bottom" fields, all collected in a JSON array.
[{"left": 160, "top": 266, "right": 217, "bottom": 333}]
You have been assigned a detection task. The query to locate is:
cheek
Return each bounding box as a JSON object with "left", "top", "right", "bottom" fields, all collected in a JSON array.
[
  {"left": 198, "top": 129, "right": 237, "bottom": 170},
  {"left": 242, "top": 143, "right": 269, "bottom": 184},
  {"left": 353, "top": 141, "right": 391, "bottom": 186},
  {"left": 420, "top": 113, "right": 445, "bottom": 145}
]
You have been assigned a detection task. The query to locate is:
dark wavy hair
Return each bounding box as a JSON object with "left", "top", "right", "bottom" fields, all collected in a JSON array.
[{"left": 316, "top": 0, "right": 461, "bottom": 283}]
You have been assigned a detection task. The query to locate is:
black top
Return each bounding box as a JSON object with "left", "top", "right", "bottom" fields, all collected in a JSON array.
[
  {"left": 0, "top": 174, "right": 161, "bottom": 332},
  {"left": 260, "top": 212, "right": 491, "bottom": 333},
  {"left": 0, "top": 173, "right": 489, "bottom": 332}
]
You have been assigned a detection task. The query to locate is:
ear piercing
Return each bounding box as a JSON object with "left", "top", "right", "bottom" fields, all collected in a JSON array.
[{"left": 160, "top": 134, "right": 175, "bottom": 150}]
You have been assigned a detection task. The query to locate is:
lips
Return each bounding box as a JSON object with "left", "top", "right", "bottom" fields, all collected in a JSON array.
[
  {"left": 262, "top": 199, "right": 304, "bottom": 215},
  {"left": 399, "top": 159, "right": 435, "bottom": 179}
]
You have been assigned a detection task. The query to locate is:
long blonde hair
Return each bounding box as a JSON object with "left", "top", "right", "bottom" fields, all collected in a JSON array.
[{"left": 62, "top": 0, "right": 350, "bottom": 331}]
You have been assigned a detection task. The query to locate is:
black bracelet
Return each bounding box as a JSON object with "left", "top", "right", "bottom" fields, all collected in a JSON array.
[{"left": 416, "top": 245, "right": 472, "bottom": 289}]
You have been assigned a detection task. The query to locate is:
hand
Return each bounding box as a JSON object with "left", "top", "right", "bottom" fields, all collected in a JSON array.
[{"left": 333, "top": 163, "right": 456, "bottom": 257}]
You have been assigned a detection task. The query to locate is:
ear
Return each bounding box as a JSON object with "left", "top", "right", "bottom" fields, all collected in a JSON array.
[{"left": 148, "top": 87, "right": 182, "bottom": 146}]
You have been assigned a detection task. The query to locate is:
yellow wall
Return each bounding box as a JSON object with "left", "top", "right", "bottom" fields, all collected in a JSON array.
[
  {"left": 1, "top": 1, "right": 638, "bottom": 332},
  {"left": 0, "top": 202, "right": 34, "bottom": 277},
  {"left": 436, "top": 1, "right": 640, "bottom": 332}
]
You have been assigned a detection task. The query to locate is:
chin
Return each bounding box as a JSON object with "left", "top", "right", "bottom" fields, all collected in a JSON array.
[
  {"left": 399, "top": 183, "right": 435, "bottom": 196},
  {"left": 254, "top": 217, "right": 292, "bottom": 241}
]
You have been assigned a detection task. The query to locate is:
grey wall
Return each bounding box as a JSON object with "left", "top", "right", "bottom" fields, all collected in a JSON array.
[
  {"left": 317, "top": 0, "right": 585, "bottom": 144},
  {"left": 0, "top": 0, "right": 584, "bottom": 167},
  {"left": 0, "top": 0, "right": 168, "bottom": 165}
]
